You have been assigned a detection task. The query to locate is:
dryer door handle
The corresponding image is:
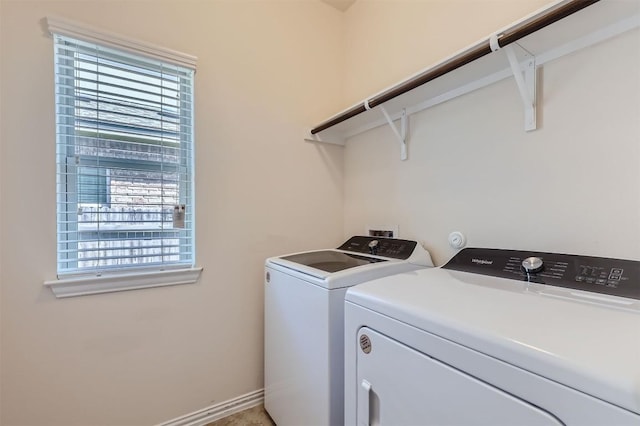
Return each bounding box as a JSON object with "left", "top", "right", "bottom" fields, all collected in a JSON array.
[{"left": 359, "top": 379, "right": 372, "bottom": 426}]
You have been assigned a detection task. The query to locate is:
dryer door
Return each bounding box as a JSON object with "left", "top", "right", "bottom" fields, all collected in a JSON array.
[{"left": 355, "top": 327, "right": 564, "bottom": 426}]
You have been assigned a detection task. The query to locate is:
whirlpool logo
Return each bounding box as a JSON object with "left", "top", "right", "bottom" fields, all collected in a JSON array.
[{"left": 472, "top": 258, "right": 493, "bottom": 265}]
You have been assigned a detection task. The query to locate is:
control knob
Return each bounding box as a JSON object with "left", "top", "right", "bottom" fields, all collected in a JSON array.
[
  {"left": 522, "top": 257, "right": 544, "bottom": 274},
  {"left": 368, "top": 240, "right": 379, "bottom": 255}
]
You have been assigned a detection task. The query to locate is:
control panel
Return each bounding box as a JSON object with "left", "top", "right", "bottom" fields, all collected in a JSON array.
[
  {"left": 443, "top": 248, "right": 640, "bottom": 300},
  {"left": 337, "top": 236, "right": 418, "bottom": 260}
]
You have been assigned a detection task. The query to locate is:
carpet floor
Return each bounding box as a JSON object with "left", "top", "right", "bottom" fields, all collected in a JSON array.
[{"left": 205, "top": 404, "right": 275, "bottom": 426}]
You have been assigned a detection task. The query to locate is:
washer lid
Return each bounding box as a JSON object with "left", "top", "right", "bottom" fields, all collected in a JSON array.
[
  {"left": 279, "top": 250, "right": 386, "bottom": 273},
  {"left": 267, "top": 250, "right": 420, "bottom": 290},
  {"left": 265, "top": 236, "right": 433, "bottom": 289}
]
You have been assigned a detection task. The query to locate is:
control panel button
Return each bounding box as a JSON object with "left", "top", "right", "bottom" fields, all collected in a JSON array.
[{"left": 609, "top": 268, "right": 623, "bottom": 280}]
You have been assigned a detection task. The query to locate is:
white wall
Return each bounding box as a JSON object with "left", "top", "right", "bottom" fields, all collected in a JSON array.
[
  {"left": 0, "top": 1, "right": 344, "bottom": 425},
  {"left": 342, "top": 1, "right": 640, "bottom": 265}
]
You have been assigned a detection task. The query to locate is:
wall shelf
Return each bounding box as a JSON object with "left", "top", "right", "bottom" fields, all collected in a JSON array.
[{"left": 305, "top": 0, "right": 640, "bottom": 159}]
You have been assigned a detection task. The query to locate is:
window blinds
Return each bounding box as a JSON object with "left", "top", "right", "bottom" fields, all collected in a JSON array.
[{"left": 53, "top": 33, "right": 195, "bottom": 276}]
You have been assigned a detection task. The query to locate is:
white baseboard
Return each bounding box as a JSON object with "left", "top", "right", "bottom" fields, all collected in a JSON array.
[{"left": 158, "top": 389, "right": 264, "bottom": 426}]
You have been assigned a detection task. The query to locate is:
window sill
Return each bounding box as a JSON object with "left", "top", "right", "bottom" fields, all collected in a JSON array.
[{"left": 44, "top": 267, "right": 203, "bottom": 298}]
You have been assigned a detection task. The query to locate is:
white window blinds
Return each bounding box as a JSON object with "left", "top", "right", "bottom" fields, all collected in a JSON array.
[{"left": 53, "top": 32, "right": 195, "bottom": 277}]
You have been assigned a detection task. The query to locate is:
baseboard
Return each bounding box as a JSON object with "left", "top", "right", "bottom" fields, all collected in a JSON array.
[{"left": 158, "top": 389, "right": 264, "bottom": 426}]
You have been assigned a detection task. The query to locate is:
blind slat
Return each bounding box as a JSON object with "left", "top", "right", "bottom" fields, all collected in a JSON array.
[
  {"left": 60, "top": 241, "right": 193, "bottom": 248},
  {"left": 54, "top": 89, "right": 192, "bottom": 112}
]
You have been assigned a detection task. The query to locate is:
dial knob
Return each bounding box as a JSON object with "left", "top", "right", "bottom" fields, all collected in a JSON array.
[
  {"left": 368, "top": 240, "right": 379, "bottom": 255},
  {"left": 522, "top": 257, "right": 544, "bottom": 274}
]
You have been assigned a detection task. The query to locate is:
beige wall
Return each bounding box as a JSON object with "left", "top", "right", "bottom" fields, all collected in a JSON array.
[
  {"left": 342, "top": 0, "right": 550, "bottom": 105},
  {"left": 2, "top": 1, "right": 640, "bottom": 425},
  {"left": 0, "top": 1, "right": 344, "bottom": 425},
  {"left": 0, "top": 0, "right": 3, "bottom": 423},
  {"left": 342, "top": 1, "right": 640, "bottom": 265}
]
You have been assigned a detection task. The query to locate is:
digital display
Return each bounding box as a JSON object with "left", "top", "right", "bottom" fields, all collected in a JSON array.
[{"left": 579, "top": 266, "right": 606, "bottom": 277}]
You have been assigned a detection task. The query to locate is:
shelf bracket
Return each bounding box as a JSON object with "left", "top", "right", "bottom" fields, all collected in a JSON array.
[
  {"left": 490, "top": 35, "right": 537, "bottom": 132},
  {"left": 379, "top": 106, "right": 408, "bottom": 160}
]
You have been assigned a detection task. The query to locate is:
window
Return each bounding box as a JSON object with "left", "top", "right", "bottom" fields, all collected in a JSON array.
[{"left": 47, "top": 18, "right": 200, "bottom": 296}]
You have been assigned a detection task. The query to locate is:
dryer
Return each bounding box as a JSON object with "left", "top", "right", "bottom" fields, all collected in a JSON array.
[
  {"left": 265, "top": 236, "right": 433, "bottom": 426},
  {"left": 344, "top": 248, "right": 640, "bottom": 425}
]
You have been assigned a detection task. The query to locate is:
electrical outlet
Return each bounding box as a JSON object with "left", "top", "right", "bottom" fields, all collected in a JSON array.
[{"left": 365, "top": 225, "right": 399, "bottom": 238}]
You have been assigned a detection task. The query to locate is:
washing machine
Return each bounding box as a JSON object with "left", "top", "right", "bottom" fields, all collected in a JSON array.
[
  {"left": 345, "top": 247, "right": 640, "bottom": 425},
  {"left": 264, "top": 236, "right": 433, "bottom": 426}
]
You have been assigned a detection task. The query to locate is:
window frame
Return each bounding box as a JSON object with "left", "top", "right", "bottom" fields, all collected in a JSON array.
[{"left": 45, "top": 17, "right": 201, "bottom": 298}]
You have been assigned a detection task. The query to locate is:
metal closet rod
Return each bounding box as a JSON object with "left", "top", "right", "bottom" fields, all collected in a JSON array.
[{"left": 310, "top": 0, "right": 600, "bottom": 135}]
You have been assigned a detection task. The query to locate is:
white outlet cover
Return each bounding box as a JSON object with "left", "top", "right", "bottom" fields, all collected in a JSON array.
[{"left": 448, "top": 231, "right": 466, "bottom": 249}]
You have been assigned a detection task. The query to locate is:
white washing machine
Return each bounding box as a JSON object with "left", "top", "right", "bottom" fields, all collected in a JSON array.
[
  {"left": 345, "top": 247, "right": 640, "bottom": 425},
  {"left": 264, "top": 236, "right": 433, "bottom": 426}
]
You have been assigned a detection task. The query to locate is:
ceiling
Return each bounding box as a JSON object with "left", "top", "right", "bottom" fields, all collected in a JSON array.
[{"left": 321, "top": 0, "right": 356, "bottom": 12}]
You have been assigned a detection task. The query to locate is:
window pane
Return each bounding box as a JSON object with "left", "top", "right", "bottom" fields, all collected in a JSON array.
[
  {"left": 77, "top": 166, "right": 108, "bottom": 204},
  {"left": 54, "top": 34, "right": 195, "bottom": 275}
]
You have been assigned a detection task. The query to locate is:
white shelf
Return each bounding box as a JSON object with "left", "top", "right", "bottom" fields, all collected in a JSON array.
[{"left": 306, "top": 0, "right": 640, "bottom": 156}]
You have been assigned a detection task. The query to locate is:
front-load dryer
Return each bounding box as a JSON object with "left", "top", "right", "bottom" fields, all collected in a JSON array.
[
  {"left": 265, "top": 236, "right": 433, "bottom": 426},
  {"left": 345, "top": 248, "right": 640, "bottom": 425}
]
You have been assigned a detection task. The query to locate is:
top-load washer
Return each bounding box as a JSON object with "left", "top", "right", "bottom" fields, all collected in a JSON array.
[
  {"left": 264, "top": 236, "right": 433, "bottom": 426},
  {"left": 345, "top": 247, "right": 640, "bottom": 425}
]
